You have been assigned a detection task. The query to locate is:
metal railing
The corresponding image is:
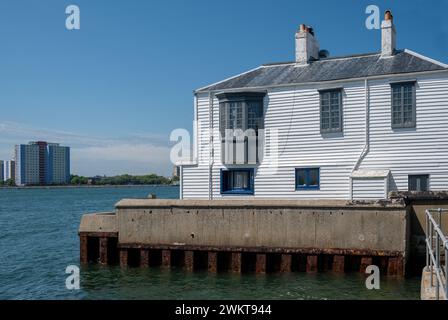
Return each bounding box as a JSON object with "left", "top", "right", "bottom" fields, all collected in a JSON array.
[{"left": 425, "top": 208, "right": 448, "bottom": 300}]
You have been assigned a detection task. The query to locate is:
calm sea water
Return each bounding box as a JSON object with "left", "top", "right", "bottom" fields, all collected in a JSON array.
[{"left": 0, "top": 186, "right": 420, "bottom": 300}]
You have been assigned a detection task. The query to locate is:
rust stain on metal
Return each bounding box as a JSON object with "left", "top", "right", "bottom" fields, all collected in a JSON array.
[
  {"left": 231, "top": 252, "right": 241, "bottom": 273},
  {"left": 256, "top": 254, "right": 266, "bottom": 273},
  {"left": 208, "top": 252, "right": 217, "bottom": 273},
  {"left": 117, "top": 243, "right": 404, "bottom": 258},
  {"left": 280, "top": 254, "right": 292, "bottom": 273},
  {"left": 99, "top": 237, "right": 108, "bottom": 265}
]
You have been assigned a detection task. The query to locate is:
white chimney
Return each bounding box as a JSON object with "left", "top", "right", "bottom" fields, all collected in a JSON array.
[
  {"left": 295, "top": 24, "right": 319, "bottom": 64},
  {"left": 381, "top": 10, "right": 396, "bottom": 57}
]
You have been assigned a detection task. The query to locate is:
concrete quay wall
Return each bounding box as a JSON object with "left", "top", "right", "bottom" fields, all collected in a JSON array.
[
  {"left": 114, "top": 199, "right": 408, "bottom": 255},
  {"left": 79, "top": 199, "right": 409, "bottom": 275}
]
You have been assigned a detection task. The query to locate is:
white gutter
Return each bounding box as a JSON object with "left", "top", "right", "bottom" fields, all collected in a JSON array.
[
  {"left": 350, "top": 78, "right": 370, "bottom": 200},
  {"left": 179, "top": 165, "right": 183, "bottom": 200}
]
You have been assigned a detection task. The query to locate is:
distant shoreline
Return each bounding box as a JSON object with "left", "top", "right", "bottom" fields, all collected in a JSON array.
[{"left": 0, "top": 184, "right": 180, "bottom": 190}]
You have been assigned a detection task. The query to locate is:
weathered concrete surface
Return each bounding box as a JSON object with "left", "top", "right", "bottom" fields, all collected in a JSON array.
[
  {"left": 421, "top": 267, "right": 447, "bottom": 300},
  {"left": 114, "top": 199, "right": 408, "bottom": 255},
  {"left": 408, "top": 201, "right": 448, "bottom": 255},
  {"left": 115, "top": 198, "right": 406, "bottom": 209},
  {"left": 79, "top": 212, "right": 117, "bottom": 234},
  {"left": 390, "top": 192, "right": 448, "bottom": 274}
]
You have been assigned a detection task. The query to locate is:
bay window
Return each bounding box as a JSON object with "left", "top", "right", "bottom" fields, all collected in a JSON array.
[{"left": 217, "top": 92, "right": 265, "bottom": 164}]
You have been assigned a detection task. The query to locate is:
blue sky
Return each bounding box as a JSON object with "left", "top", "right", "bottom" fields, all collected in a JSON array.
[{"left": 0, "top": 0, "right": 447, "bottom": 176}]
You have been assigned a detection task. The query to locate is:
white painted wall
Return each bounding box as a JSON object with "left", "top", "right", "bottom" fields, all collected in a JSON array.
[
  {"left": 352, "top": 178, "right": 387, "bottom": 200},
  {"left": 357, "top": 73, "right": 448, "bottom": 192},
  {"left": 182, "top": 71, "right": 448, "bottom": 200}
]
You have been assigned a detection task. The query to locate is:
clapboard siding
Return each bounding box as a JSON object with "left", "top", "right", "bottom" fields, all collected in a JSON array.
[
  {"left": 352, "top": 178, "right": 387, "bottom": 200},
  {"left": 358, "top": 73, "right": 448, "bottom": 192},
  {"left": 182, "top": 72, "right": 448, "bottom": 200}
]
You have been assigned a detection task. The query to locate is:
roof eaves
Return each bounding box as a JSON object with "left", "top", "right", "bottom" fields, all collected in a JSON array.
[
  {"left": 403, "top": 49, "right": 448, "bottom": 68},
  {"left": 194, "top": 65, "right": 264, "bottom": 93},
  {"left": 262, "top": 52, "right": 381, "bottom": 67}
]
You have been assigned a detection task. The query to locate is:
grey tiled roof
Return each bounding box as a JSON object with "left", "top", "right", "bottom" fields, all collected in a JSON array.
[{"left": 196, "top": 50, "right": 447, "bottom": 92}]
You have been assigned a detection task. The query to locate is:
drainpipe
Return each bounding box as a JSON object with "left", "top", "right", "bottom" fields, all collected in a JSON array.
[
  {"left": 208, "top": 91, "right": 214, "bottom": 200},
  {"left": 179, "top": 165, "right": 183, "bottom": 200},
  {"left": 350, "top": 78, "right": 370, "bottom": 200},
  {"left": 193, "top": 93, "right": 198, "bottom": 165}
]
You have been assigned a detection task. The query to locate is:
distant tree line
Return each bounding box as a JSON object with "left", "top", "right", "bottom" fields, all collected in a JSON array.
[
  {"left": 70, "top": 174, "right": 178, "bottom": 186},
  {"left": 0, "top": 179, "right": 15, "bottom": 187}
]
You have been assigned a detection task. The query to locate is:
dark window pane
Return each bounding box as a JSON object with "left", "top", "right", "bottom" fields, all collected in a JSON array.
[
  {"left": 296, "top": 168, "right": 320, "bottom": 189},
  {"left": 247, "top": 101, "right": 263, "bottom": 130},
  {"left": 392, "top": 113, "right": 402, "bottom": 124},
  {"left": 309, "top": 169, "right": 319, "bottom": 186},
  {"left": 409, "top": 175, "right": 429, "bottom": 192},
  {"left": 228, "top": 102, "right": 244, "bottom": 130},
  {"left": 222, "top": 171, "right": 230, "bottom": 192},
  {"left": 331, "top": 91, "right": 339, "bottom": 99},
  {"left": 296, "top": 170, "right": 306, "bottom": 186},
  {"left": 221, "top": 169, "right": 253, "bottom": 194},
  {"left": 233, "top": 171, "right": 249, "bottom": 189},
  {"left": 392, "top": 83, "right": 415, "bottom": 127},
  {"left": 392, "top": 105, "right": 402, "bottom": 113},
  {"left": 321, "top": 90, "right": 342, "bottom": 132}
]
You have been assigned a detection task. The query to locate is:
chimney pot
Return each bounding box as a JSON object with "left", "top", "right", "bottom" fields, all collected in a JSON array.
[
  {"left": 381, "top": 10, "right": 396, "bottom": 57},
  {"left": 385, "top": 10, "right": 393, "bottom": 21},
  {"left": 295, "top": 24, "right": 319, "bottom": 64}
]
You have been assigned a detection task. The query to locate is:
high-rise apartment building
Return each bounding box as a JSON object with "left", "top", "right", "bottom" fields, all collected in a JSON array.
[
  {"left": 15, "top": 141, "right": 70, "bottom": 186},
  {"left": 0, "top": 160, "right": 4, "bottom": 182},
  {"left": 3, "top": 160, "right": 15, "bottom": 181},
  {"left": 48, "top": 143, "right": 71, "bottom": 184}
]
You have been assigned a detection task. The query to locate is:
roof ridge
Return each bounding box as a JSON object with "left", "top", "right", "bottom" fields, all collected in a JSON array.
[{"left": 262, "top": 52, "right": 381, "bottom": 67}]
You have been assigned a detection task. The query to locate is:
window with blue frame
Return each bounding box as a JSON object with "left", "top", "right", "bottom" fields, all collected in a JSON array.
[
  {"left": 221, "top": 169, "right": 254, "bottom": 194},
  {"left": 295, "top": 168, "right": 320, "bottom": 190}
]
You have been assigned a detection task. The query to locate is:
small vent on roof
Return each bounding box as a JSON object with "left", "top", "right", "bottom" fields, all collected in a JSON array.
[{"left": 319, "top": 50, "right": 330, "bottom": 59}]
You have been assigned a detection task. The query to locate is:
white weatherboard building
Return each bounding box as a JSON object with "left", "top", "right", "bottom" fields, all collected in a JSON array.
[{"left": 179, "top": 11, "right": 448, "bottom": 201}]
